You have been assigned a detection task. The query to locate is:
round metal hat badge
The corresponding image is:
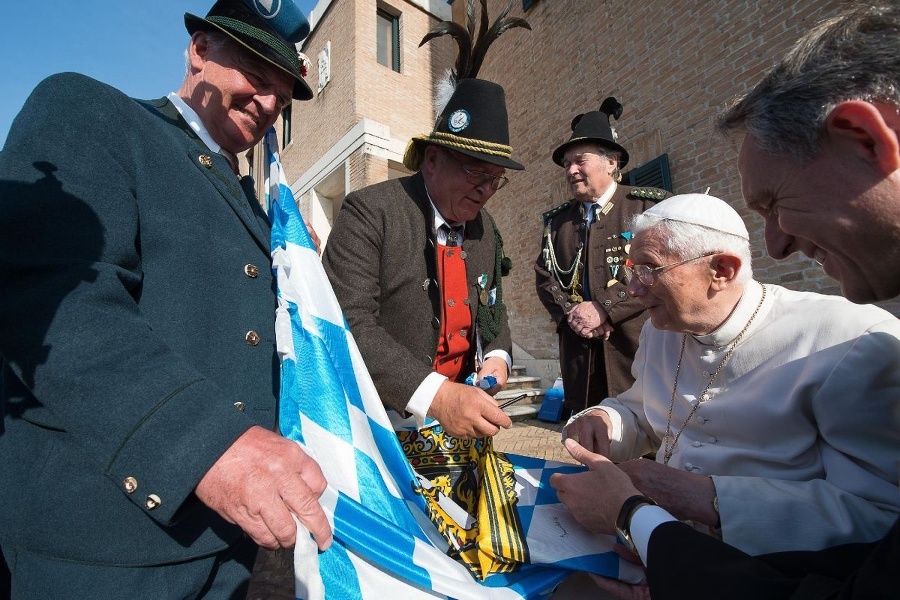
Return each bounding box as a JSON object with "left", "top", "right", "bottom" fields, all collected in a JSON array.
[{"left": 448, "top": 109, "right": 471, "bottom": 132}]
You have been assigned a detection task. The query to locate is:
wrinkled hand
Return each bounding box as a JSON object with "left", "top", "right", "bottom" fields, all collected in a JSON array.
[
  {"left": 195, "top": 426, "right": 333, "bottom": 551},
  {"left": 563, "top": 409, "right": 613, "bottom": 457},
  {"left": 550, "top": 439, "right": 640, "bottom": 536},
  {"left": 429, "top": 380, "right": 512, "bottom": 438},
  {"left": 618, "top": 458, "right": 718, "bottom": 526},
  {"left": 304, "top": 219, "right": 321, "bottom": 254},
  {"left": 567, "top": 301, "right": 614, "bottom": 340},
  {"left": 476, "top": 356, "right": 509, "bottom": 396}
]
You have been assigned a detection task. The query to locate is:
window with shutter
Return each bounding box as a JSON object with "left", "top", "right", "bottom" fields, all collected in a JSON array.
[{"left": 624, "top": 153, "right": 673, "bottom": 192}]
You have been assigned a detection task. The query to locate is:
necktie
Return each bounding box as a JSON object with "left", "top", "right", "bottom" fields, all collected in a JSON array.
[
  {"left": 442, "top": 224, "right": 461, "bottom": 246},
  {"left": 583, "top": 205, "right": 601, "bottom": 301}
]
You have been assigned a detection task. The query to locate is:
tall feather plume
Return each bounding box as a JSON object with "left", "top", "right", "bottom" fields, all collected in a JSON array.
[
  {"left": 420, "top": 0, "right": 531, "bottom": 117},
  {"left": 467, "top": 0, "right": 478, "bottom": 46},
  {"left": 599, "top": 97, "right": 624, "bottom": 121},
  {"left": 469, "top": 0, "right": 531, "bottom": 80}
]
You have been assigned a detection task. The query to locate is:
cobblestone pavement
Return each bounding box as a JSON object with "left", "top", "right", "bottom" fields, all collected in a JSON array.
[{"left": 246, "top": 418, "right": 573, "bottom": 599}]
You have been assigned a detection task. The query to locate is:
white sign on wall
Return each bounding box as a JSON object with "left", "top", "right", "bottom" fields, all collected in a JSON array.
[{"left": 318, "top": 41, "right": 331, "bottom": 94}]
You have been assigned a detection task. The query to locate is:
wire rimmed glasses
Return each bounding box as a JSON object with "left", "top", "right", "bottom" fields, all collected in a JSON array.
[
  {"left": 627, "top": 251, "right": 719, "bottom": 286},
  {"left": 443, "top": 149, "right": 510, "bottom": 191}
]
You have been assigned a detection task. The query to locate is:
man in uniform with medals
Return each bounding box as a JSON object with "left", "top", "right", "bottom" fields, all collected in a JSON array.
[{"left": 536, "top": 98, "right": 669, "bottom": 417}]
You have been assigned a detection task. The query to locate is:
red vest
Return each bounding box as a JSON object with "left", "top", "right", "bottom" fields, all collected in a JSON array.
[{"left": 433, "top": 240, "right": 472, "bottom": 381}]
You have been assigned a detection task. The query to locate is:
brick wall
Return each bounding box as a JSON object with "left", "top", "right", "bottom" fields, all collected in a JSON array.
[
  {"left": 354, "top": 0, "right": 452, "bottom": 154},
  {"left": 278, "top": 0, "right": 358, "bottom": 179},
  {"left": 468, "top": 0, "right": 899, "bottom": 360}
]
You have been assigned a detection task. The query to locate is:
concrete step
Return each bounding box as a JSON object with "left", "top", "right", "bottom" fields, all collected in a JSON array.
[
  {"left": 496, "top": 387, "right": 543, "bottom": 401},
  {"left": 504, "top": 402, "right": 540, "bottom": 422},
  {"left": 511, "top": 364, "right": 528, "bottom": 377},
  {"left": 498, "top": 388, "right": 544, "bottom": 422},
  {"left": 505, "top": 375, "right": 542, "bottom": 391}
]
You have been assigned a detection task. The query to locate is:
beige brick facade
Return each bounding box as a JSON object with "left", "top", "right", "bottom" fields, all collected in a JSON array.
[
  {"left": 255, "top": 0, "right": 899, "bottom": 380},
  {"left": 476, "top": 0, "right": 899, "bottom": 364},
  {"left": 247, "top": 0, "right": 452, "bottom": 245}
]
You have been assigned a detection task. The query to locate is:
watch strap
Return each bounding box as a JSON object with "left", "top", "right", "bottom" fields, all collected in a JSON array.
[{"left": 615, "top": 494, "right": 657, "bottom": 552}]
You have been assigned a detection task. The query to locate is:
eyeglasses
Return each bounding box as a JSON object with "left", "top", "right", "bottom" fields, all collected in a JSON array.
[
  {"left": 443, "top": 150, "right": 510, "bottom": 191},
  {"left": 627, "top": 251, "right": 719, "bottom": 286}
]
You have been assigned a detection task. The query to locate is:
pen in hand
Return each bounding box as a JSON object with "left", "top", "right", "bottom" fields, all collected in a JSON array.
[{"left": 498, "top": 393, "right": 528, "bottom": 409}]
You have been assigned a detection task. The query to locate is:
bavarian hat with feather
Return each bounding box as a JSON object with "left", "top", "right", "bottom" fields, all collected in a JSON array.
[
  {"left": 552, "top": 97, "right": 630, "bottom": 168},
  {"left": 185, "top": 0, "right": 313, "bottom": 100},
  {"left": 403, "top": 0, "right": 531, "bottom": 171}
]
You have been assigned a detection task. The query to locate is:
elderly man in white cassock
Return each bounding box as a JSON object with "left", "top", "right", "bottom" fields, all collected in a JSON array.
[{"left": 558, "top": 193, "right": 900, "bottom": 563}]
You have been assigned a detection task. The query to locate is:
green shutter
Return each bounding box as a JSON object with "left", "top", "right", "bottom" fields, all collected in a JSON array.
[
  {"left": 625, "top": 153, "right": 672, "bottom": 192},
  {"left": 392, "top": 15, "right": 400, "bottom": 72}
]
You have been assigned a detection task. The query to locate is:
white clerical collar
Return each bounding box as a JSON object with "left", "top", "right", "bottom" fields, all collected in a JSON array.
[
  {"left": 693, "top": 280, "right": 765, "bottom": 348},
  {"left": 583, "top": 181, "right": 617, "bottom": 223}
]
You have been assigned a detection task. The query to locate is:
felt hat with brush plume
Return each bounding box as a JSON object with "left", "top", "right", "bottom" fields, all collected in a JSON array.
[
  {"left": 552, "top": 97, "right": 631, "bottom": 167},
  {"left": 403, "top": 0, "right": 531, "bottom": 171}
]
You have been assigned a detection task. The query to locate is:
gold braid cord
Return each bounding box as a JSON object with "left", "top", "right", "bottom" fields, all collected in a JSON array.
[
  {"left": 428, "top": 131, "right": 513, "bottom": 157},
  {"left": 398, "top": 427, "right": 528, "bottom": 579},
  {"left": 403, "top": 132, "right": 514, "bottom": 171}
]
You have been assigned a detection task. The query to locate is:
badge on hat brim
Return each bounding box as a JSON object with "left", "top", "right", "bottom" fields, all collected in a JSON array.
[{"left": 448, "top": 109, "right": 471, "bottom": 133}]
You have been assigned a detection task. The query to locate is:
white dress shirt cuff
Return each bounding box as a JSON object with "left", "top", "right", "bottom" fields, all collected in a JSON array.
[
  {"left": 407, "top": 371, "right": 448, "bottom": 428},
  {"left": 484, "top": 350, "right": 512, "bottom": 374},
  {"left": 630, "top": 504, "right": 678, "bottom": 567}
]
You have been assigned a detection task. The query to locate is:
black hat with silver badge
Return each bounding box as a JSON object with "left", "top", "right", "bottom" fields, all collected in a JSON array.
[{"left": 403, "top": 0, "right": 531, "bottom": 171}]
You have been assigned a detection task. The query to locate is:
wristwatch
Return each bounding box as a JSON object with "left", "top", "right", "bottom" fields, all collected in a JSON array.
[{"left": 615, "top": 494, "right": 658, "bottom": 554}]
